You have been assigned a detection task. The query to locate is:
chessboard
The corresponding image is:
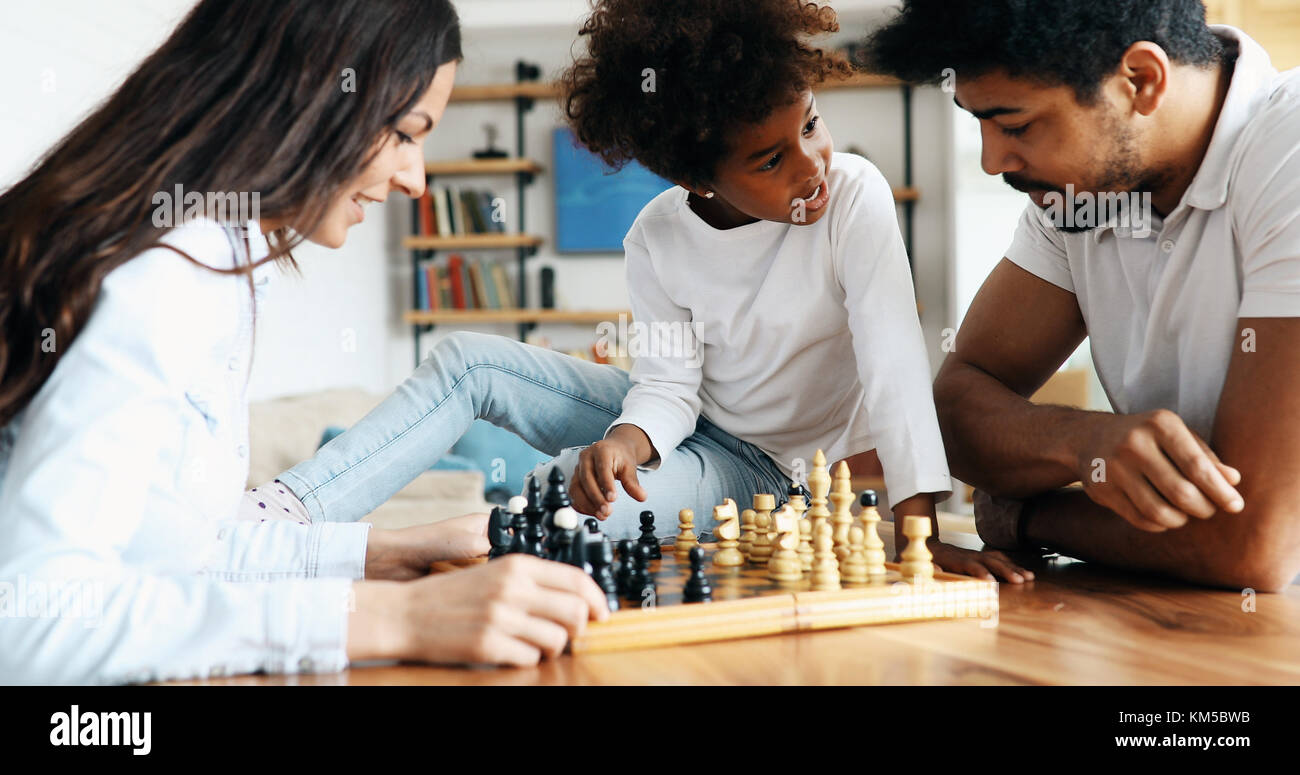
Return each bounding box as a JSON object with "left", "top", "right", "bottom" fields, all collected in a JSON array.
[
  {"left": 432, "top": 448, "right": 999, "bottom": 656},
  {"left": 431, "top": 545, "right": 998, "bottom": 655}
]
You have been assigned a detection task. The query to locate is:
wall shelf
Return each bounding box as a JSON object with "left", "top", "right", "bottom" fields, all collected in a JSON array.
[
  {"left": 425, "top": 158, "right": 544, "bottom": 176},
  {"left": 403, "top": 234, "right": 544, "bottom": 251},
  {"left": 404, "top": 309, "right": 630, "bottom": 326},
  {"left": 448, "top": 71, "right": 903, "bottom": 103}
]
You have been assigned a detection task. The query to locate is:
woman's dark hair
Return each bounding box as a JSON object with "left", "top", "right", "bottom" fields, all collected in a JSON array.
[
  {"left": 0, "top": 0, "right": 461, "bottom": 427},
  {"left": 561, "top": 0, "right": 852, "bottom": 189},
  {"left": 863, "top": 0, "right": 1223, "bottom": 103}
]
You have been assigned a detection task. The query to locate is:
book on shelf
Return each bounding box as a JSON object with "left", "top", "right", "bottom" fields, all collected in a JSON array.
[
  {"left": 433, "top": 186, "right": 452, "bottom": 236},
  {"left": 489, "top": 262, "right": 516, "bottom": 309},
  {"left": 411, "top": 257, "right": 520, "bottom": 312},
  {"left": 447, "top": 254, "right": 467, "bottom": 309},
  {"left": 467, "top": 259, "right": 488, "bottom": 309},
  {"left": 478, "top": 191, "right": 505, "bottom": 234},
  {"left": 417, "top": 191, "right": 436, "bottom": 236},
  {"left": 474, "top": 259, "right": 499, "bottom": 309},
  {"left": 420, "top": 186, "right": 508, "bottom": 238},
  {"left": 461, "top": 190, "right": 485, "bottom": 234},
  {"left": 431, "top": 261, "right": 447, "bottom": 310}
]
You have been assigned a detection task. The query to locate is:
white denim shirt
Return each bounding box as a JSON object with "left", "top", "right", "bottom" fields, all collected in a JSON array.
[{"left": 0, "top": 219, "right": 369, "bottom": 685}]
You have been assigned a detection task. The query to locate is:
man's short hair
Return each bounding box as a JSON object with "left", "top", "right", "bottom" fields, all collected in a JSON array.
[{"left": 863, "top": 0, "right": 1224, "bottom": 103}]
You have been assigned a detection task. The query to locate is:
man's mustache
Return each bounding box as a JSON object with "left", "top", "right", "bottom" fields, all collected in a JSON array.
[{"left": 1002, "top": 173, "right": 1063, "bottom": 195}]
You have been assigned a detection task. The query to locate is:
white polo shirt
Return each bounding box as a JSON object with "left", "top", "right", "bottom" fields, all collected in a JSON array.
[{"left": 1005, "top": 27, "right": 1300, "bottom": 439}]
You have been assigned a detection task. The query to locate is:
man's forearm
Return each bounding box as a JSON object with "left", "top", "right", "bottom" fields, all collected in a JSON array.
[
  {"left": 1023, "top": 489, "right": 1241, "bottom": 589},
  {"left": 935, "top": 361, "right": 1101, "bottom": 496}
]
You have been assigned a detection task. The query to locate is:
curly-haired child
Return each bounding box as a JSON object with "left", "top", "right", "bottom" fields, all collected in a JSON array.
[{"left": 264, "top": 0, "right": 1032, "bottom": 583}]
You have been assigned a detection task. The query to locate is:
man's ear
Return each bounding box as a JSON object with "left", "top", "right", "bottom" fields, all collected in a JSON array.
[{"left": 1115, "top": 41, "right": 1171, "bottom": 117}]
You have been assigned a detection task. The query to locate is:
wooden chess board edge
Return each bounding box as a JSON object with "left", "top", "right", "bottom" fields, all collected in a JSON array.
[{"left": 571, "top": 575, "right": 999, "bottom": 654}]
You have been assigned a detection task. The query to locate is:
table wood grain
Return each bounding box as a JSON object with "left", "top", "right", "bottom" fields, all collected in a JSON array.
[{"left": 171, "top": 526, "right": 1300, "bottom": 686}]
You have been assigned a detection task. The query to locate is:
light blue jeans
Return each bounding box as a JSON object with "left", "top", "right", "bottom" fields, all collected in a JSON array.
[{"left": 276, "top": 332, "right": 789, "bottom": 541}]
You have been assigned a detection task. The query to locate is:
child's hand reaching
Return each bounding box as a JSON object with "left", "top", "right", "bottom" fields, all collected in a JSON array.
[
  {"left": 572, "top": 425, "right": 653, "bottom": 518},
  {"left": 927, "top": 540, "right": 1035, "bottom": 584}
]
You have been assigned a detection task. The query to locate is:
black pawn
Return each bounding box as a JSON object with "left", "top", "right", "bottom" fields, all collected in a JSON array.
[
  {"left": 551, "top": 525, "right": 574, "bottom": 566},
  {"left": 637, "top": 510, "right": 661, "bottom": 560},
  {"left": 683, "top": 546, "right": 712, "bottom": 603},
  {"left": 625, "top": 543, "right": 656, "bottom": 603},
  {"left": 567, "top": 524, "right": 591, "bottom": 574},
  {"left": 585, "top": 518, "right": 601, "bottom": 536},
  {"left": 615, "top": 539, "right": 634, "bottom": 596},
  {"left": 859, "top": 489, "right": 878, "bottom": 508},
  {"left": 587, "top": 540, "right": 620, "bottom": 612},
  {"left": 487, "top": 506, "right": 511, "bottom": 559},
  {"left": 507, "top": 510, "right": 528, "bottom": 555}
]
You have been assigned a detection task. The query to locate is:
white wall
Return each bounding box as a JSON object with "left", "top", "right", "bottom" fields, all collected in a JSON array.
[{"left": 2, "top": 0, "right": 953, "bottom": 403}]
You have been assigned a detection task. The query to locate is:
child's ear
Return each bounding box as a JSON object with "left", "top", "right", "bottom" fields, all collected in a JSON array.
[{"left": 677, "top": 181, "right": 716, "bottom": 199}]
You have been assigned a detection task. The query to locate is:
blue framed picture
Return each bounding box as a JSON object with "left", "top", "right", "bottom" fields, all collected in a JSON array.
[{"left": 552, "top": 127, "right": 672, "bottom": 253}]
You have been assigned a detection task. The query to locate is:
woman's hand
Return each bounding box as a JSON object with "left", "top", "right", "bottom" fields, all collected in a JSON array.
[
  {"left": 347, "top": 555, "right": 610, "bottom": 667},
  {"left": 364, "top": 513, "right": 490, "bottom": 581},
  {"left": 928, "top": 540, "right": 1035, "bottom": 584}
]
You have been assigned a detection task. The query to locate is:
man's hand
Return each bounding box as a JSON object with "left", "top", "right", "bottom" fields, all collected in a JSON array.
[
  {"left": 365, "top": 513, "right": 490, "bottom": 581},
  {"left": 929, "top": 541, "right": 1035, "bottom": 584},
  {"left": 1073, "top": 409, "right": 1243, "bottom": 532},
  {"left": 348, "top": 554, "right": 610, "bottom": 667},
  {"left": 572, "top": 425, "right": 653, "bottom": 518}
]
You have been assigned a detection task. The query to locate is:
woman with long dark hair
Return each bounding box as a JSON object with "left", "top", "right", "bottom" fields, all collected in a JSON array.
[{"left": 0, "top": 0, "right": 606, "bottom": 685}]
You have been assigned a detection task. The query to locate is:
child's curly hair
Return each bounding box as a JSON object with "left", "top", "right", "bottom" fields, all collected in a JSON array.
[{"left": 561, "top": 0, "right": 853, "bottom": 188}]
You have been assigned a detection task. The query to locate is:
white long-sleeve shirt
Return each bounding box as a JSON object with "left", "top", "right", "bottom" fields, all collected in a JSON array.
[
  {"left": 0, "top": 219, "right": 369, "bottom": 685},
  {"left": 610, "top": 152, "right": 951, "bottom": 507}
]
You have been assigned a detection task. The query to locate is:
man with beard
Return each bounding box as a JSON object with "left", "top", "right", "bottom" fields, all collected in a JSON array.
[{"left": 864, "top": 1, "right": 1300, "bottom": 590}]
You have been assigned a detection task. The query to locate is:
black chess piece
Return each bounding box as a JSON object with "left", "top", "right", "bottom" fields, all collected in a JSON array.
[
  {"left": 683, "top": 546, "right": 713, "bottom": 603},
  {"left": 487, "top": 506, "right": 511, "bottom": 559},
  {"left": 540, "top": 467, "right": 572, "bottom": 545},
  {"left": 542, "top": 467, "right": 572, "bottom": 515},
  {"left": 522, "top": 478, "right": 547, "bottom": 557},
  {"left": 561, "top": 514, "right": 590, "bottom": 573},
  {"left": 551, "top": 524, "right": 574, "bottom": 566},
  {"left": 623, "top": 542, "right": 650, "bottom": 601},
  {"left": 507, "top": 510, "right": 528, "bottom": 555},
  {"left": 859, "top": 489, "right": 878, "bottom": 509},
  {"left": 628, "top": 543, "right": 657, "bottom": 605},
  {"left": 587, "top": 540, "right": 619, "bottom": 612},
  {"left": 637, "top": 510, "right": 661, "bottom": 560},
  {"left": 585, "top": 518, "right": 601, "bottom": 535},
  {"left": 615, "top": 539, "right": 634, "bottom": 597}
]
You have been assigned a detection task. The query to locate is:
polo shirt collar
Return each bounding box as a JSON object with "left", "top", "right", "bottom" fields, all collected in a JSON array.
[{"left": 1182, "top": 26, "right": 1278, "bottom": 211}]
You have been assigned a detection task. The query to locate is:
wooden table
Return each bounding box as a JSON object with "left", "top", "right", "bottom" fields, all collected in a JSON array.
[{"left": 178, "top": 525, "right": 1300, "bottom": 686}]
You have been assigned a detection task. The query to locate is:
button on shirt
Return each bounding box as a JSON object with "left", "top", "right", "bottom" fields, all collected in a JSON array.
[
  {"left": 1005, "top": 27, "right": 1300, "bottom": 440},
  {"left": 610, "top": 152, "right": 952, "bottom": 507},
  {"left": 0, "top": 219, "right": 370, "bottom": 685}
]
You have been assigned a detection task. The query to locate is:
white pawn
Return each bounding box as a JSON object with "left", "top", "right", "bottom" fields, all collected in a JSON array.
[
  {"left": 810, "top": 519, "right": 840, "bottom": 591},
  {"left": 841, "top": 526, "right": 869, "bottom": 585},
  {"left": 553, "top": 506, "right": 579, "bottom": 530},
  {"left": 675, "top": 508, "right": 699, "bottom": 560},
  {"left": 899, "top": 515, "right": 935, "bottom": 582}
]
